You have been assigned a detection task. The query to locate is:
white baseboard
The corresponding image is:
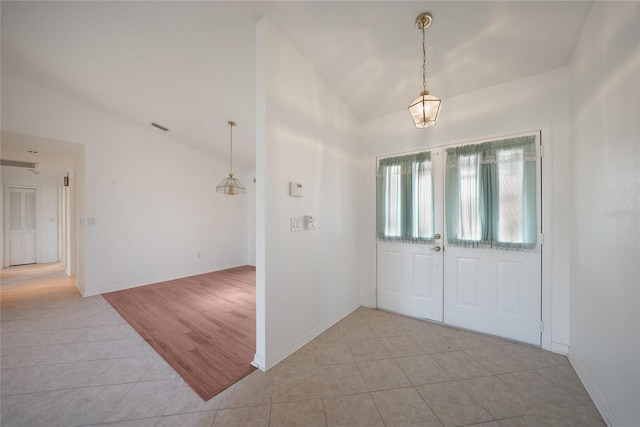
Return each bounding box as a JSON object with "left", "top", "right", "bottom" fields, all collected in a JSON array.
[
  {"left": 551, "top": 342, "right": 569, "bottom": 355},
  {"left": 251, "top": 354, "right": 266, "bottom": 371},
  {"left": 263, "top": 301, "right": 361, "bottom": 371},
  {"left": 75, "top": 279, "right": 84, "bottom": 296},
  {"left": 567, "top": 348, "right": 618, "bottom": 427},
  {"left": 82, "top": 263, "right": 248, "bottom": 297}
]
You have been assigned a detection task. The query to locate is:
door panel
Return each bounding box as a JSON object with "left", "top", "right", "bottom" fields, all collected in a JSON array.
[
  {"left": 23, "top": 189, "right": 37, "bottom": 263},
  {"left": 497, "top": 260, "right": 525, "bottom": 314},
  {"left": 411, "top": 253, "right": 432, "bottom": 298},
  {"left": 9, "top": 233, "right": 22, "bottom": 266},
  {"left": 382, "top": 250, "right": 402, "bottom": 293},
  {"left": 456, "top": 257, "right": 479, "bottom": 307}
]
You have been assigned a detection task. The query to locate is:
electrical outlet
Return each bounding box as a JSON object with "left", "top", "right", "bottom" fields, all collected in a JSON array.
[{"left": 291, "top": 217, "right": 302, "bottom": 231}]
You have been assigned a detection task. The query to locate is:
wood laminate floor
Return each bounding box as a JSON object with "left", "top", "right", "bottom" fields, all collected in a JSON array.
[{"left": 103, "top": 266, "right": 256, "bottom": 400}]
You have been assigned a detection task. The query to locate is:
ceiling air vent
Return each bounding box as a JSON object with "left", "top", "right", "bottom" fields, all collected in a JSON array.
[
  {"left": 151, "top": 122, "right": 169, "bottom": 132},
  {"left": 1, "top": 159, "right": 38, "bottom": 169}
]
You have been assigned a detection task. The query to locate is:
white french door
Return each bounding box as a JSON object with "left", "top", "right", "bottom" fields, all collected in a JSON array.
[
  {"left": 377, "top": 148, "right": 444, "bottom": 321},
  {"left": 8, "top": 187, "right": 38, "bottom": 266},
  {"left": 377, "top": 134, "right": 542, "bottom": 345}
]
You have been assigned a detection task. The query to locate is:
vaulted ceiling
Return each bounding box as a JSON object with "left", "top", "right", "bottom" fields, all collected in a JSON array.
[{"left": 1, "top": 1, "right": 592, "bottom": 172}]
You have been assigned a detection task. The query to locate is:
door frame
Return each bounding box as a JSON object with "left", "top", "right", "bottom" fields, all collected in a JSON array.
[
  {"left": 4, "top": 185, "right": 39, "bottom": 267},
  {"left": 375, "top": 129, "right": 554, "bottom": 351}
]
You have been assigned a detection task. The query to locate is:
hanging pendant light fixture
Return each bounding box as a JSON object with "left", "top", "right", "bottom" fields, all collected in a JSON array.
[
  {"left": 408, "top": 12, "right": 441, "bottom": 128},
  {"left": 216, "top": 120, "right": 246, "bottom": 195}
]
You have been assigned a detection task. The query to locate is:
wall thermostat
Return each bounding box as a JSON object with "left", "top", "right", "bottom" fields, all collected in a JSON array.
[{"left": 289, "top": 181, "right": 303, "bottom": 197}]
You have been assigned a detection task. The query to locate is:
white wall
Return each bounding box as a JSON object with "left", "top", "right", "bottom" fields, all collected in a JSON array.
[
  {"left": 569, "top": 2, "right": 640, "bottom": 426},
  {"left": 2, "top": 70, "right": 250, "bottom": 296},
  {"left": 72, "top": 152, "right": 85, "bottom": 293},
  {"left": 255, "top": 17, "right": 361, "bottom": 370},
  {"left": 247, "top": 170, "right": 256, "bottom": 267},
  {"left": 2, "top": 170, "right": 61, "bottom": 264},
  {"left": 0, "top": 170, "right": 3, "bottom": 266},
  {"left": 358, "top": 67, "right": 573, "bottom": 353}
]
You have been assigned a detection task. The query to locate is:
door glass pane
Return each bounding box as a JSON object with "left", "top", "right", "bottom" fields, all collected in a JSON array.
[
  {"left": 412, "top": 159, "right": 434, "bottom": 239},
  {"left": 10, "top": 191, "right": 22, "bottom": 231},
  {"left": 24, "top": 191, "right": 36, "bottom": 231},
  {"left": 384, "top": 164, "right": 402, "bottom": 237},
  {"left": 457, "top": 153, "right": 481, "bottom": 241},
  {"left": 497, "top": 147, "right": 524, "bottom": 243}
]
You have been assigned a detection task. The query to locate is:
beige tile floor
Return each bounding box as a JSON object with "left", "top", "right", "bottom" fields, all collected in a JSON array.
[{"left": 1, "top": 263, "right": 605, "bottom": 427}]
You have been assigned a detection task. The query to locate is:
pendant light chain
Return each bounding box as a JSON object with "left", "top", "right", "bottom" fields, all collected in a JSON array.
[
  {"left": 229, "top": 122, "right": 233, "bottom": 176},
  {"left": 422, "top": 26, "right": 427, "bottom": 93},
  {"left": 217, "top": 120, "right": 245, "bottom": 195}
]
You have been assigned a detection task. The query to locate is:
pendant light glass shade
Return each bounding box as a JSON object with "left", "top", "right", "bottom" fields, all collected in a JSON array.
[
  {"left": 408, "top": 12, "right": 441, "bottom": 128},
  {"left": 217, "top": 121, "right": 246, "bottom": 195},
  {"left": 216, "top": 174, "right": 245, "bottom": 195},
  {"left": 409, "top": 90, "right": 441, "bottom": 128}
]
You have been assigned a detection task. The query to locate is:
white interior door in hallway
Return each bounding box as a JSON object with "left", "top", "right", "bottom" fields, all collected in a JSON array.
[
  {"left": 376, "top": 133, "right": 542, "bottom": 345},
  {"left": 7, "top": 187, "right": 37, "bottom": 266}
]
